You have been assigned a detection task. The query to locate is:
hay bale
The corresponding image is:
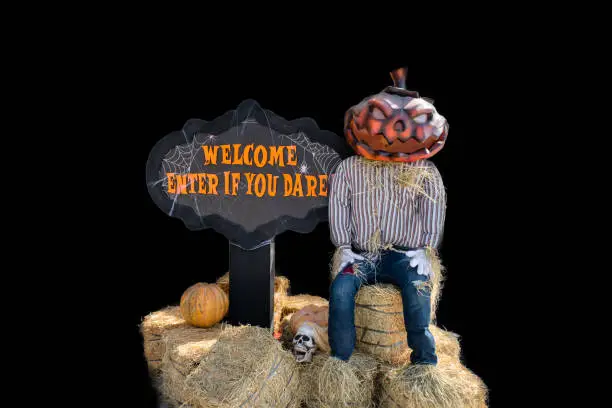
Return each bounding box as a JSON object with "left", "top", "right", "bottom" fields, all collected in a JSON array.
[
  {"left": 354, "top": 284, "right": 405, "bottom": 365},
  {"left": 298, "top": 353, "right": 379, "bottom": 408},
  {"left": 141, "top": 306, "right": 188, "bottom": 373},
  {"left": 216, "top": 272, "right": 291, "bottom": 335},
  {"left": 158, "top": 384, "right": 191, "bottom": 408},
  {"left": 160, "top": 363, "right": 197, "bottom": 407},
  {"left": 141, "top": 306, "right": 188, "bottom": 338},
  {"left": 215, "top": 272, "right": 231, "bottom": 293},
  {"left": 185, "top": 325, "right": 301, "bottom": 408},
  {"left": 159, "top": 325, "right": 224, "bottom": 406},
  {"left": 164, "top": 326, "right": 224, "bottom": 375},
  {"left": 354, "top": 284, "right": 461, "bottom": 365},
  {"left": 273, "top": 276, "right": 291, "bottom": 335},
  {"left": 154, "top": 375, "right": 191, "bottom": 408},
  {"left": 427, "top": 247, "right": 445, "bottom": 321},
  {"left": 430, "top": 325, "right": 461, "bottom": 361},
  {"left": 331, "top": 244, "right": 445, "bottom": 315},
  {"left": 377, "top": 355, "right": 488, "bottom": 408}
]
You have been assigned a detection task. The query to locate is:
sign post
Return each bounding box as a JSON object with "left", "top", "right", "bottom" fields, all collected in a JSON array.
[
  {"left": 146, "top": 99, "right": 348, "bottom": 329},
  {"left": 228, "top": 240, "right": 275, "bottom": 327}
]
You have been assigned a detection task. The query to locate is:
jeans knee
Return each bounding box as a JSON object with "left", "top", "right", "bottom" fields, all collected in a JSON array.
[
  {"left": 407, "top": 329, "right": 436, "bottom": 352},
  {"left": 330, "top": 277, "right": 358, "bottom": 306},
  {"left": 400, "top": 280, "right": 432, "bottom": 310},
  {"left": 331, "top": 275, "right": 358, "bottom": 295},
  {"left": 407, "top": 327, "right": 431, "bottom": 336}
]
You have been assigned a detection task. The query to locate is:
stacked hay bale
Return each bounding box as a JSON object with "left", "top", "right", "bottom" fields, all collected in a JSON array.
[
  {"left": 354, "top": 284, "right": 461, "bottom": 365},
  {"left": 216, "top": 272, "right": 290, "bottom": 335},
  {"left": 354, "top": 284, "right": 488, "bottom": 407},
  {"left": 142, "top": 268, "right": 487, "bottom": 407},
  {"left": 159, "top": 325, "right": 224, "bottom": 405},
  {"left": 140, "top": 306, "right": 188, "bottom": 375},
  {"left": 279, "top": 295, "right": 377, "bottom": 408},
  {"left": 298, "top": 352, "right": 379, "bottom": 408},
  {"left": 377, "top": 355, "right": 488, "bottom": 408},
  {"left": 184, "top": 325, "right": 301, "bottom": 408}
]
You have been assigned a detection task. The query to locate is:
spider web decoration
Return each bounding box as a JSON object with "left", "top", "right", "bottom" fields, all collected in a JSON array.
[{"left": 146, "top": 99, "right": 350, "bottom": 249}]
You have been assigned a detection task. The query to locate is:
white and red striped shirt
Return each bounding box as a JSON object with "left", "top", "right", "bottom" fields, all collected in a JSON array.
[{"left": 329, "top": 156, "right": 446, "bottom": 251}]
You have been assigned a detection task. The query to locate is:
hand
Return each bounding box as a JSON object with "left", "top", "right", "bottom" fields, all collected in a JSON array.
[
  {"left": 337, "top": 246, "right": 365, "bottom": 274},
  {"left": 404, "top": 248, "right": 432, "bottom": 277}
]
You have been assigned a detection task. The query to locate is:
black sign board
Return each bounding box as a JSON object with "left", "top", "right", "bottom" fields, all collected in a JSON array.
[{"left": 146, "top": 99, "right": 348, "bottom": 328}]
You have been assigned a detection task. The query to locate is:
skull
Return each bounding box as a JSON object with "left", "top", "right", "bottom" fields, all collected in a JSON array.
[{"left": 292, "top": 323, "right": 317, "bottom": 363}]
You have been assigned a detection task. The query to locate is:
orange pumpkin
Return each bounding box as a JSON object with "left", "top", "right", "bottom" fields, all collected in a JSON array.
[
  {"left": 180, "top": 283, "right": 229, "bottom": 328},
  {"left": 289, "top": 304, "right": 329, "bottom": 334}
]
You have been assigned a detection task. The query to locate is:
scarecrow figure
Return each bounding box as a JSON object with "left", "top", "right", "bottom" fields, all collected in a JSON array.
[{"left": 328, "top": 67, "right": 448, "bottom": 366}]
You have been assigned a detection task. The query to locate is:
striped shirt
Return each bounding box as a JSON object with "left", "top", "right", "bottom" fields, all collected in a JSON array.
[{"left": 329, "top": 156, "right": 446, "bottom": 252}]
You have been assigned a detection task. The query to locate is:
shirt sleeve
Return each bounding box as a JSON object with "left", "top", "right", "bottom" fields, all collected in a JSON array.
[
  {"left": 418, "top": 162, "right": 447, "bottom": 249},
  {"left": 329, "top": 160, "right": 352, "bottom": 248}
]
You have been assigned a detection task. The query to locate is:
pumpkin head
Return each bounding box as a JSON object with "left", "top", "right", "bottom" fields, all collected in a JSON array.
[
  {"left": 344, "top": 67, "right": 449, "bottom": 163},
  {"left": 180, "top": 283, "right": 229, "bottom": 328}
]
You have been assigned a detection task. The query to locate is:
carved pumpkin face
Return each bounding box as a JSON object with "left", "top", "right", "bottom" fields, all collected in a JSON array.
[{"left": 344, "top": 68, "right": 449, "bottom": 163}]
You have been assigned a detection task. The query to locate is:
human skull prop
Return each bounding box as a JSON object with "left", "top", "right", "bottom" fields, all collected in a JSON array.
[{"left": 292, "top": 323, "right": 317, "bottom": 363}]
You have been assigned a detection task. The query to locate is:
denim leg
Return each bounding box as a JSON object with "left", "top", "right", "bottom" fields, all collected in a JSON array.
[
  {"left": 328, "top": 260, "right": 375, "bottom": 361},
  {"left": 383, "top": 251, "right": 437, "bottom": 365}
]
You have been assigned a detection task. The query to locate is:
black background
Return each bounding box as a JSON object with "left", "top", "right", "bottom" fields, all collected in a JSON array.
[{"left": 85, "top": 44, "right": 527, "bottom": 407}]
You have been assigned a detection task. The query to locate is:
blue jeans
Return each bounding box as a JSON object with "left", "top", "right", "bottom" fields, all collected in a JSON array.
[{"left": 328, "top": 249, "right": 437, "bottom": 365}]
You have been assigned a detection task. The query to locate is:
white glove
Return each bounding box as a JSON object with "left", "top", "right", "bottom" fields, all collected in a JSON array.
[
  {"left": 337, "top": 246, "right": 365, "bottom": 274},
  {"left": 404, "top": 248, "right": 432, "bottom": 277}
]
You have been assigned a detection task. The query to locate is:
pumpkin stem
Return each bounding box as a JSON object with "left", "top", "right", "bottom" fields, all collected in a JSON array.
[{"left": 390, "top": 67, "right": 408, "bottom": 89}]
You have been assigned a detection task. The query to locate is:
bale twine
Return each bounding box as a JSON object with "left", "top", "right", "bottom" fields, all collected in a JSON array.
[
  {"left": 298, "top": 352, "right": 379, "bottom": 408},
  {"left": 159, "top": 325, "right": 224, "bottom": 406},
  {"left": 216, "top": 272, "right": 291, "bottom": 335},
  {"left": 377, "top": 355, "right": 488, "bottom": 408},
  {"left": 354, "top": 284, "right": 461, "bottom": 365},
  {"left": 141, "top": 306, "right": 188, "bottom": 374},
  {"left": 184, "top": 325, "right": 301, "bottom": 408}
]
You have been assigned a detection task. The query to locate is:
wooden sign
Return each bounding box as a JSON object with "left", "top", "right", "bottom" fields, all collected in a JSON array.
[{"left": 146, "top": 99, "right": 348, "bottom": 328}]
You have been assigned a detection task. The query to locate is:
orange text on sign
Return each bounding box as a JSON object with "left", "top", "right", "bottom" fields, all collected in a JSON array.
[{"left": 166, "top": 172, "right": 328, "bottom": 197}]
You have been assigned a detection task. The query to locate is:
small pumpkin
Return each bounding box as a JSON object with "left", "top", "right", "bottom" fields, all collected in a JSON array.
[
  {"left": 289, "top": 304, "right": 329, "bottom": 334},
  {"left": 180, "top": 283, "right": 229, "bottom": 328}
]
